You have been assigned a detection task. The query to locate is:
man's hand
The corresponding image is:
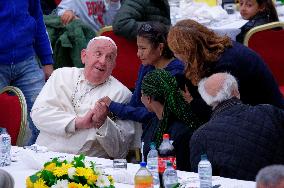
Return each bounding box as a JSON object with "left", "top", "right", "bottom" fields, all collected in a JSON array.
[
  {"left": 43, "top": 64, "right": 54, "bottom": 81},
  {"left": 92, "top": 101, "right": 108, "bottom": 129},
  {"left": 61, "top": 10, "right": 75, "bottom": 25},
  {"left": 97, "top": 96, "right": 112, "bottom": 107},
  {"left": 75, "top": 110, "right": 95, "bottom": 130}
]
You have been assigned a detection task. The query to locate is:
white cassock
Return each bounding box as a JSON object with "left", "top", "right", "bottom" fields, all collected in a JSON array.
[{"left": 31, "top": 67, "right": 142, "bottom": 159}]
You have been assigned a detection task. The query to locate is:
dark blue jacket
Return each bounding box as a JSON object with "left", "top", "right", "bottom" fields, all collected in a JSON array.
[
  {"left": 142, "top": 116, "right": 193, "bottom": 171},
  {"left": 109, "top": 58, "right": 184, "bottom": 123},
  {"left": 190, "top": 98, "right": 284, "bottom": 181},
  {"left": 209, "top": 41, "right": 284, "bottom": 109},
  {"left": 0, "top": 0, "right": 53, "bottom": 65}
]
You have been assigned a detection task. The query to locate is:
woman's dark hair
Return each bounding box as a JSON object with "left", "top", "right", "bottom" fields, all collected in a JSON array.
[
  {"left": 257, "top": 0, "right": 279, "bottom": 22},
  {"left": 137, "top": 21, "right": 174, "bottom": 59}
]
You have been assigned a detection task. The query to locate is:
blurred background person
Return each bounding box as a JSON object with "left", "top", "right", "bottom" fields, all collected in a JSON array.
[
  {"left": 112, "top": 0, "right": 171, "bottom": 40},
  {"left": 0, "top": 169, "right": 14, "bottom": 188},
  {"left": 236, "top": 0, "right": 279, "bottom": 43},
  {"left": 0, "top": 0, "right": 54, "bottom": 145},
  {"left": 256, "top": 165, "right": 284, "bottom": 188},
  {"left": 57, "top": 0, "right": 121, "bottom": 32}
]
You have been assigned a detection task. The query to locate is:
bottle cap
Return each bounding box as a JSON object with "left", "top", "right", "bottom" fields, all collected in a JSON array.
[
  {"left": 150, "top": 142, "right": 156, "bottom": 149},
  {"left": 166, "top": 161, "right": 172, "bottom": 167},
  {"left": 163, "top": 134, "right": 170, "bottom": 139},
  {"left": 0, "top": 128, "right": 7, "bottom": 134},
  {"left": 140, "top": 161, "right": 147, "bottom": 167},
  {"left": 201, "top": 154, "right": 208, "bottom": 160}
]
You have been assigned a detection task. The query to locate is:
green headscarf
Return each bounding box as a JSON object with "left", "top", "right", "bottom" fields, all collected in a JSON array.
[{"left": 141, "top": 69, "right": 200, "bottom": 146}]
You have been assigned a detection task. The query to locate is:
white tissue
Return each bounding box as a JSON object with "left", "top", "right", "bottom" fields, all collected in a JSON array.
[
  {"left": 19, "top": 149, "right": 44, "bottom": 170},
  {"left": 112, "top": 169, "right": 135, "bottom": 185}
]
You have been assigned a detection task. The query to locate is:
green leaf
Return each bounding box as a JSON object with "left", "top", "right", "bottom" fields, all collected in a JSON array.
[
  {"left": 41, "top": 170, "right": 56, "bottom": 186},
  {"left": 29, "top": 174, "right": 39, "bottom": 183}
]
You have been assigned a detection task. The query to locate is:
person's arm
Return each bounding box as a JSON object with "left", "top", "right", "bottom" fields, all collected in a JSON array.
[
  {"left": 31, "top": 69, "right": 77, "bottom": 137},
  {"left": 95, "top": 84, "right": 142, "bottom": 158},
  {"left": 30, "top": 0, "right": 54, "bottom": 79},
  {"left": 112, "top": 0, "right": 146, "bottom": 40},
  {"left": 57, "top": 0, "right": 77, "bottom": 25},
  {"left": 109, "top": 102, "right": 155, "bottom": 123}
]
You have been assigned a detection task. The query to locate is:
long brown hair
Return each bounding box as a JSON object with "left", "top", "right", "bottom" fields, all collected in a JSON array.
[{"left": 167, "top": 19, "right": 232, "bottom": 85}]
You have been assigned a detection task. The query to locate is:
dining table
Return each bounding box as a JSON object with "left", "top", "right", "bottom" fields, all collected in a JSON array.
[{"left": 0, "top": 146, "right": 257, "bottom": 188}]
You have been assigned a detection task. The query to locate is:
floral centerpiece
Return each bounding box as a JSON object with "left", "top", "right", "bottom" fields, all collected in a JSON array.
[{"left": 26, "top": 154, "right": 115, "bottom": 188}]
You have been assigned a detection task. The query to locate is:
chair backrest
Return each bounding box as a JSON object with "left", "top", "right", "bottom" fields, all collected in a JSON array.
[
  {"left": 97, "top": 26, "right": 140, "bottom": 90},
  {"left": 0, "top": 86, "right": 27, "bottom": 146},
  {"left": 244, "top": 22, "right": 284, "bottom": 87}
]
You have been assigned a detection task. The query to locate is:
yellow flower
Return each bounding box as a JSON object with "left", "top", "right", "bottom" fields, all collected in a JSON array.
[
  {"left": 44, "top": 162, "right": 56, "bottom": 172},
  {"left": 26, "top": 177, "right": 34, "bottom": 188},
  {"left": 108, "top": 175, "right": 114, "bottom": 185},
  {"left": 76, "top": 167, "right": 93, "bottom": 179},
  {"left": 68, "top": 182, "right": 90, "bottom": 188},
  {"left": 87, "top": 174, "right": 98, "bottom": 184},
  {"left": 53, "top": 163, "right": 73, "bottom": 177},
  {"left": 33, "top": 178, "right": 48, "bottom": 188},
  {"left": 68, "top": 182, "right": 79, "bottom": 188}
]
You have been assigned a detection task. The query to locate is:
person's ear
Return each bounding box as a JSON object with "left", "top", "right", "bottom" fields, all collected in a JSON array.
[
  {"left": 159, "top": 43, "right": 165, "bottom": 56},
  {"left": 81, "top": 49, "right": 87, "bottom": 65}
]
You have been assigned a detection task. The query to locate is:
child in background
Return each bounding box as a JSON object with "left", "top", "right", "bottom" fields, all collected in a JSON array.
[{"left": 236, "top": 0, "right": 279, "bottom": 43}]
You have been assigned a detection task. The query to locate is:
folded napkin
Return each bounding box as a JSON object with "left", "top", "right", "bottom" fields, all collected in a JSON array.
[
  {"left": 112, "top": 169, "right": 135, "bottom": 185},
  {"left": 19, "top": 149, "right": 44, "bottom": 170}
]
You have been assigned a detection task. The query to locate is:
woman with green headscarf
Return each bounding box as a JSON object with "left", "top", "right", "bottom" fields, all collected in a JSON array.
[{"left": 141, "top": 69, "right": 201, "bottom": 171}]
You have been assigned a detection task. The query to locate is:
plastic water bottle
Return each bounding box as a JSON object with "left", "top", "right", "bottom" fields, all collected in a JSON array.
[
  {"left": 198, "top": 154, "right": 212, "bottom": 188},
  {"left": 135, "top": 161, "right": 153, "bottom": 188},
  {"left": 147, "top": 142, "right": 160, "bottom": 188},
  {"left": 163, "top": 161, "right": 178, "bottom": 188},
  {"left": 0, "top": 128, "right": 11, "bottom": 167}
]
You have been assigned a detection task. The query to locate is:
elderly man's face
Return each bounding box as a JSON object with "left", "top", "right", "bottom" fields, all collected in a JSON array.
[{"left": 81, "top": 39, "right": 117, "bottom": 85}]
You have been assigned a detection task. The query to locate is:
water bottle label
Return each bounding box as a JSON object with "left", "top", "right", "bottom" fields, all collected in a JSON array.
[{"left": 158, "top": 157, "right": 176, "bottom": 173}]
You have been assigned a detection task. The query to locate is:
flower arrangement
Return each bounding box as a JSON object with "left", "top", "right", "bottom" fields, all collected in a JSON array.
[{"left": 26, "top": 154, "right": 115, "bottom": 188}]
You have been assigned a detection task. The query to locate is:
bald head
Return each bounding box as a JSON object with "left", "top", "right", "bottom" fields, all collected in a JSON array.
[
  {"left": 198, "top": 73, "right": 240, "bottom": 108},
  {"left": 204, "top": 73, "right": 227, "bottom": 97}
]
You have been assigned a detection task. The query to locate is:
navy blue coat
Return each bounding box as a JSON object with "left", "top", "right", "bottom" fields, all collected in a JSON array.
[
  {"left": 209, "top": 41, "right": 284, "bottom": 109},
  {"left": 190, "top": 98, "right": 284, "bottom": 181}
]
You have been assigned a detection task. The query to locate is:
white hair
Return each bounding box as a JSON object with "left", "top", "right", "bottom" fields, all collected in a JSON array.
[
  {"left": 256, "top": 165, "right": 284, "bottom": 188},
  {"left": 198, "top": 73, "right": 239, "bottom": 108},
  {"left": 86, "top": 36, "right": 117, "bottom": 49}
]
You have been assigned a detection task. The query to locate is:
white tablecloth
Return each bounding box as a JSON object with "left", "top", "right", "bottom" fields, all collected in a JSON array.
[{"left": 0, "top": 147, "right": 256, "bottom": 188}]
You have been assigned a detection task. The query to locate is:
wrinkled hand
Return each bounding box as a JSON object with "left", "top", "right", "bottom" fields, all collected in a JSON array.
[
  {"left": 61, "top": 10, "right": 75, "bottom": 25},
  {"left": 92, "top": 101, "right": 108, "bottom": 129},
  {"left": 182, "top": 85, "right": 193, "bottom": 103},
  {"left": 75, "top": 109, "right": 96, "bottom": 130},
  {"left": 43, "top": 65, "right": 54, "bottom": 81},
  {"left": 97, "top": 96, "right": 112, "bottom": 107}
]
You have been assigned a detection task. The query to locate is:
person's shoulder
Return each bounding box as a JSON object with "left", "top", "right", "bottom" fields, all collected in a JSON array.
[{"left": 108, "top": 75, "right": 131, "bottom": 94}]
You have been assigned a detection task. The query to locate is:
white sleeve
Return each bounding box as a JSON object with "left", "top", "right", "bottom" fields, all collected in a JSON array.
[
  {"left": 95, "top": 117, "right": 138, "bottom": 158},
  {"left": 31, "top": 69, "right": 77, "bottom": 137},
  {"left": 57, "top": 0, "right": 76, "bottom": 16}
]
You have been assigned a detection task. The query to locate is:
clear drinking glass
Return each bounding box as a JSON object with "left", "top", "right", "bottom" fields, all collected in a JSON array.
[{"left": 113, "top": 159, "right": 127, "bottom": 170}]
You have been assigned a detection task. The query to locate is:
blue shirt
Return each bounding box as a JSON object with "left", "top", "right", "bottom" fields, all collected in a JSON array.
[
  {"left": 109, "top": 58, "right": 184, "bottom": 123},
  {"left": 0, "top": 0, "right": 53, "bottom": 65}
]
